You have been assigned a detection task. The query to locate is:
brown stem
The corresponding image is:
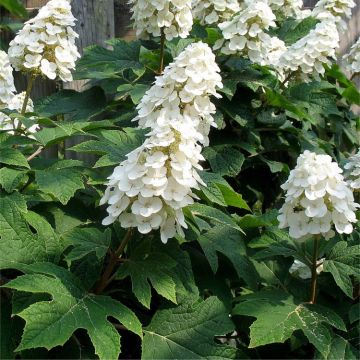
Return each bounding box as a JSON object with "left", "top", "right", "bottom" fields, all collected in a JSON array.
[
  {"left": 158, "top": 28, "right": 166, "bottom": 74},
  {"left": 21, "top": 75, "right": 35, "bottom": 116},
  {"left": 27, "top": 146, "right": 44, "bottom": 161},
  {"left": 350, "top": 72, "right": 359, "bottom": 81},
  {"left": 94, "top": 229, "right": 133, "bottom": 294},
  {"left": 281, "top": 72, "right": 294, "bottom": 87},
  {"left": 309, "top": 237, "right": 320, "bottom": 304}
]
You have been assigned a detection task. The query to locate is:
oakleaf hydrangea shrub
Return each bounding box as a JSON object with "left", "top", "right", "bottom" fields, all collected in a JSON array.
[{"left": 0, "top": 0, "right": 359, "bottom": 359}]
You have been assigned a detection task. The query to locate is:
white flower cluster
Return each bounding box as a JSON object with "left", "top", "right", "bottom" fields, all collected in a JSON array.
[
  {"left": 0, "top": 92, "right": 38, "bottom": 134},
  {"left": 268, "top": 0, "right": 307, "bottom": 19},
  {"left": 343, "top": 37, "right": 360, "bottom": 75},
  {"left": 101, "top": 42, "right": 222, "bottom": 243},
  {"left": 289, "top": 259, "right": 324, "bottom": 279},
  {"left": 8, "top": 0, "right": 80, "bottom": 82},
  {"left": 279, "top": 18, "right": 339, "bottom": 82},
  {"left": 215, "top": 0, "right": 279, "bottom": 66},
  {"left": 129, "top": 0, "right": 193, "bottom": 40},
  {"left": 344, "top": 149, "right": 360, "bottom": 190},
  {"left": 0, "top": 51, "right": 37, "bottom": 135},
  {"left": 312, "top": 0, "right": 355, "bottom": 30},
  {"left": 0, "top": 51, "right": 16, "bottom": 106},
  {"left": 191, "top": 0, "right": 240, "bottom": 25},
  {"left": 278, "top": 150, "right": 359, "bottom": 240}
]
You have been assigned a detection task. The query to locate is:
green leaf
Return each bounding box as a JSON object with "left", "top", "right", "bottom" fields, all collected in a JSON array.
[
  {"left": 0, "top": 167, "right": 28, "bottom": 192},
  {"left": 142, "top": 296, "right": 237, "bottom": 359},
  {"left": 75, "top": 40, "right": 144, "bottom": 80},
  {"left": 198, "top": 225, "right": 259, "bottom": 289},
  {"left": 4, "top": 263, "right": 142, "bottom": 360},
  {"left": 70, "top": 128, "right": 146, "bottom": 168},
  {"left": 288, "top": 82, "right": 341, "bottom": 121},
  {"left": 314, "top": 335, "right": 358, "bottom": 360},
  {"left": 323, "top": 241, "right": 360, "bottom": 298},
  {"left": 233, "top": 290, "right": 346, "bottom": 357},
  {"left": 0, "top": 0, "right": 27, "bottom": 18},
  {"left": 117, "top": 83, "right": 150, "bottom": 104},
  {"left": 200, "top": 173, "right": 250, "bottom": 210},
  {"left": 64, "top": 227, "right": 111, "bottom": 265},
  {"left": 159, "top": 238, "right": 199, "bottom": 300},
  {"left": 349, "top": 303, "right": 360, "bottom": 324},
  {"left": 166, "top": 38, "right": 195, "bottom": 58},
  {"left": 188, "top": 203, "right": 241, "bottom": 230},
  {"left": 260, "top": 156, "right": 288, "bottom": 174},
  {"left": 35, "top": 87, "right": 106, "bottom": 121},
  {"left": 250, "top": 228, "right": 297, "bottom": 259},
  {"left": 216, "top": 183, "right": 251, "bottom": 211},
  {"left": 203, "top": 145, "right": 244, "bottom": 177},
  {"left": 265, "top": 89, "right": 308, "bottom": 120},
  {"left": 0, "top": 148, "right": 30, "bottom": 168},
  {"left": 117, "top": 240, "right": 177, "bottom": 308},
  {"left": 257, "top": 110, "right": 287, "bottom": 126},
  {"left": 35, "top": 161, "right": 85, "bottom": 205},
  {"left": 236, "top": 212, "right": 275, "bottom": 230},
  {"left": 0, "top": 197, "right": 63, "bottom": 269},
  {"left": 278, "top": 17, "right": 319, "bottom": 45}
]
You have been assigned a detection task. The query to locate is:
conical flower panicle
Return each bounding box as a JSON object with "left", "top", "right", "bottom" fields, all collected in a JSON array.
[
  {"left": 8, "top": 0, "right": 80, "bottom": 82},
  {"left": 191, "top": 0, "right": 240, "bottom": 25},
  {"left": 101, "top": 42, "right": 222, "bottom": 243},
  {"left": 344, "top": 149, "right": 360, "bottom": 190},
  {"left": 312, "top": 0, "right": 356, "bottom": 30},
  {"left": 135, "top": 41, "right": 222, "bottom": 145},
  {"left": 214, "top": 0, "right": 286, "bottom": 67},
  {"left": 279, "top": 18, "right": 339, "bottom": 82},
  {"left": 278, "top": 150, "right": 359, "bottom": 240},
  {"left": 268, "top": 0, "right": 308, "bottom": 19},
  {"left": 0, "top": 50, "right": 16, "bottom": 106},
  {"left": 129, "top": 0, "right": 193, "bottom": 40}
]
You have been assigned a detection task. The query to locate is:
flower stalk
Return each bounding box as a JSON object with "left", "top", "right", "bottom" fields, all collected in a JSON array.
[
  {"left": 159, "top": 27, "right": 166, "bottom": 74},
  {"left": 94, "top": 229, "right": 133, "bottom": 294},
  {"left": 309, "top": 236, "right": 320, "bottom": 304},
  {"left": 21, "top": 74, "right": 35, "bottom": 116}
]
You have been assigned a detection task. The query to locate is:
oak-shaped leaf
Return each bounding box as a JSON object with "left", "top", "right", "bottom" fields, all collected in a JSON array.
[
  {"left": 314, "top": 335, "right": 358, "bottom": 360},
  {"left": 64, "top": 227, "right": 111, "bottom": 265},
  {"left": 198, "top": 225, "right": 259, "bottom": 289},
  {"left": 4, "top": 263, "right": 142, "bottom": 360},
  {"left": 117, "top": 239, "right": 198, "bottom": 309},
  {"left": 233, "top": 290, "right": 346, "bottom": 357},
  {"left": 323, "top": 241, "right": 360, "bottom": 298},
  {"left": 35, "top": 160, "right": 85, "bottom": 205},
  {"left": 142, "top": 296, "right": 237, "bottom": 359},
  {"left": 0, "top": 196, "right": 63, "bottom": 270}
]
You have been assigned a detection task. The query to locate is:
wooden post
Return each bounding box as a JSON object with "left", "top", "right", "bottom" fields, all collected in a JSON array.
[{"left": 64, "top": 0, "right": 115, "bottom": 162}]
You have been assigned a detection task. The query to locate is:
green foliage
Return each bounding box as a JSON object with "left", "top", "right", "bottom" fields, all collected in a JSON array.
[
  {"left": 323, "top": 241, "right": 360, "bottom": 298},
  {"left": 117, "top": 240, "right": 178, "bottom": 308},
  {"left": 1, "top": 9, "right": 359, "bottom": 360},
  {"left": 142, "top": 296, "right": 238, "bottom": 359},
  {"left": 0, "top": 196, "right": 63, "bottom": 269},
  {"left": 0, "top": 0, "right": 27, "bottom": 18},
  {"left": 197, "top": 225, "right": 259, "bottom": 289},
  {"left": 233, "top": 291, "right": 346, "bottom": 357},
  {"left": 64, "top": 227, "right": 112, "bottom": 264},
  {"left": 4, "top": 263, "right": 142, "bottom": 359},
  {"left": 35, "top": 160, "right": 85, "bottom": 204}
]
